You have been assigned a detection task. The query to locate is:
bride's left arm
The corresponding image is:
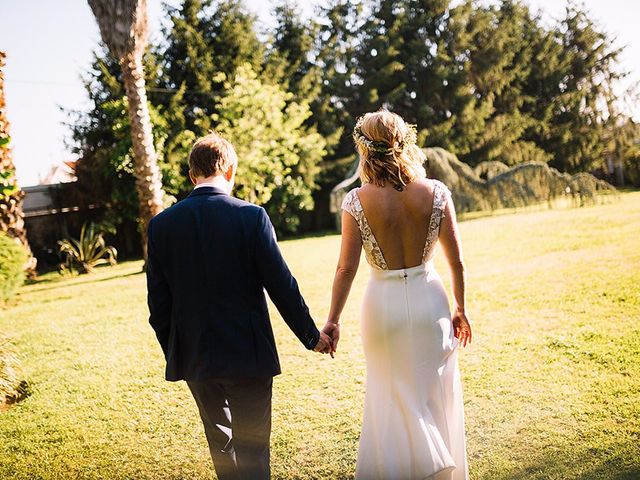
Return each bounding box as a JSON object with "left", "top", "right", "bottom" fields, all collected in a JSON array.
[
  {"left": 439, "top": 195, "right": 472, "bottom": 347},
  {"left": 325, "top": 211, "right": 362, "bottom": 353}
]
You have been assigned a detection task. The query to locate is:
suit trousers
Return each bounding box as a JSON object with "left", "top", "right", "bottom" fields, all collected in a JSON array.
[{"left": 187, "top": 377, "right": 273, "bottom": 480}]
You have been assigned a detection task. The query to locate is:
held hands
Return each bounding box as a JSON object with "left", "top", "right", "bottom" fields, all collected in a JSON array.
[
  {"left": 313, "top": 330, "right": 333, "bottom": 354},
  {"left": 313, "top": 322, "right": 340, "bottom": 358},
  {"left": 452, "top": 309, "right": 472, "bottom": 347},
  {"left": 322, "top": 322, "right": 340, "bottom": 358}
]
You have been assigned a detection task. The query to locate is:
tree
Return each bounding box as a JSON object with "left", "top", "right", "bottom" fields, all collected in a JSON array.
[
  {"left": 435, "top": 0, "right": 551, "bottom": 166},
  {"left": 354, "top": 0, "right": 450, "bottom": 123},
  {"left": 0, "top": 51, "right": 36, "bottom": 276},
  {"left": 265, "top": 1, "right": 320, "bottom": 102},
  {"left": 311, "top": 0, "right": 363, "bottom": 163},
  {"left": 69, "top": 50, "right": 169, "bottom": 256},
  {"left": 529, "top": 2, "right": 623, "bottom": 173},
  {"left": 214, "top": 64, "right": 326, "bottom": 233},
  {"left": 72, "top": 0, "right": 632, "bottom": 238},
  {"left": 156, "top": 0, "right": 264, "bottom": 197},
  {"left": 87, "top": 0, "right": 165, "bottom": 259},
  {"left": 600, "top": 80, "right": 640, "bottom": 185}
]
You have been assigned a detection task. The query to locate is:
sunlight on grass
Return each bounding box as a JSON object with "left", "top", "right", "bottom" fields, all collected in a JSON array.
[{"left": 1, "top": 192, "right": 639, "bottom": 479}]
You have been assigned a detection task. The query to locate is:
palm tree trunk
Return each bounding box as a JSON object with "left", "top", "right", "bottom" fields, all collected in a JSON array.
[
  {"left": 87, "top": 0, "right": 165, "bottom": 262},
  {"left": 119, "top": 51, "right": 164, "bottom": 259}
]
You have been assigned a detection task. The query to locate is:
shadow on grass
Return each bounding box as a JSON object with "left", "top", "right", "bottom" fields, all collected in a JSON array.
[
  {"left": 24, "top": 270, "right": 143, "bottom": 294},
  {"left": 489, "top": 447, "right": 640, "bottom": 480}
]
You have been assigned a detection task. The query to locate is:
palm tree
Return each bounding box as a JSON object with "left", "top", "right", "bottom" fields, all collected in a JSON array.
[
  {"left": 0, "top": 51, "right": 36, "bottom": 277},
  {"left": 87, "top": 0, "right": 164, "bottom": 259}
]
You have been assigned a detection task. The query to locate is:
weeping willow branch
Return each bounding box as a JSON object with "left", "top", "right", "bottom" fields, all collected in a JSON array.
[{"left": 330, "top": 148, "right": 618, "bottom": 228}]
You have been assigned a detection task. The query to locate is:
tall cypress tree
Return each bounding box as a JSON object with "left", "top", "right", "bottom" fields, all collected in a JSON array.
[
  {"left": 158, "top": 0, "right": 217, "bottom": 131},
  {"left": 312, "top": 0, "right": 363, "bottom": 167},
  {"left": 354, "top": 0, "right": 450, "bottom": 123},
  {"left": 265, "top": 1, "right": 320, "bottom": 102},
  {"left": 158, "top": 0, "right": 264, "bottom": 124},
  {"left": 541, "top": 4, "right": 622, "bottom": 172},
  {"left": 436, "top": 0, "right": 551, "bottom": 166}
]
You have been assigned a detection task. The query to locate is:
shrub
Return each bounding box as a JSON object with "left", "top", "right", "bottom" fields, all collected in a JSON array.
[
  {"left": 58, "top": 222, "right": 117, "bottom": 274},
  {"left": 214, "top": 63, "right": 326, "bottom": 234},
  {"left": 0, "top": 232, "right": 27, "bottom": 304}
]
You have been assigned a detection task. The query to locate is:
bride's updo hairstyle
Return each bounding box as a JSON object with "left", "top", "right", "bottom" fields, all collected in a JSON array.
[{"left": 353, "top": 110, "right": 426, "bottom": 191}]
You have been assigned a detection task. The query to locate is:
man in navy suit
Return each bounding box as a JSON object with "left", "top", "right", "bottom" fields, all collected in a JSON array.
[{"left": 146, "top": 133, "right": 334, "bottom": 479}]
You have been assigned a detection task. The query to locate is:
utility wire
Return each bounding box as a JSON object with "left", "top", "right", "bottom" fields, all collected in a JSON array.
[{"left": 5, "top": 78, "right": 214, "bottom": 96}]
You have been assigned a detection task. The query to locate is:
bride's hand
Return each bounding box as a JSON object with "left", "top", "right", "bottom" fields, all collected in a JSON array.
[
  {"left": 452, "top": 311, "right": 472, "bottom": 347},
  {"left": 322, "top": 321, "right": 340, "bottom": 358}
]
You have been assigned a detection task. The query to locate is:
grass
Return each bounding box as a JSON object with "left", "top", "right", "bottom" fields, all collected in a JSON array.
[{"left": 1, "top": 192, "right": 639, "bottom": 480}]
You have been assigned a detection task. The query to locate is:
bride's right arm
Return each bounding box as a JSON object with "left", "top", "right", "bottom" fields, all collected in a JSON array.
[
  {"left": 439, "top": 195, "right": 472, "bottom": 347},
  {"left": 325, "top": 211, "right": 362, "bottom": 351}
]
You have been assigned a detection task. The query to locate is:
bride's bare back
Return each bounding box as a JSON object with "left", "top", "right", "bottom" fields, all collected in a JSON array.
[
  {"left": 325, "top": 110, "right": 471, "bottom": 356},
  {"left": 356, "top": 178, "right": 438, "bottom": 270}
]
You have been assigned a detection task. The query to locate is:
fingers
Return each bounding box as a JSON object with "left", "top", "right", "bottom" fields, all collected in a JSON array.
[
  {"left": 313, "top": 338, "right": 326, "bottom": 352},
  {"left": 452, "top": 315, "right": 472, "bottom": 348},
  {"left": 322, "top": 322, "right": 340, "bottom": 357},
  {"left": 314, "top": 331, "right": 334, "bottom": 354},
  {"left": 331, "top": 329, "right": 339, "bottom": 355},
  {"left": 458, "top": 326, "right": 471, "bottom": 347}
]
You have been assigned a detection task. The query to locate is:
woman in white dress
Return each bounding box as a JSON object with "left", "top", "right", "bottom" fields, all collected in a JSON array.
[{"left": 323, "top": 110, "right": 472, "bottom": 480}]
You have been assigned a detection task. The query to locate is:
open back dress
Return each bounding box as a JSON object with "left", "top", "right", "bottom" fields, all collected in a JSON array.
[{"left": 342, "top": 179, "right": 468, "bottom": 480}]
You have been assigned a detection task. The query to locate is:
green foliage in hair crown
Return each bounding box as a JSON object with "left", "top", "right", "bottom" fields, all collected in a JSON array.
[{"left": 352, "top": 117, "right": 418, "bottom": 155}]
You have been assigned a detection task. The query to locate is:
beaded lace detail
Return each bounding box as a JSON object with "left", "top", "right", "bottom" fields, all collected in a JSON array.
[
  {"left": 422, "top": 180, "right": 450, "bottom": 262},
  {"left": 341, "top": 180, "right": 451, "bottom": 270},
  {"left": 342, "top": 189, "right": 388, "bottom": 270}
]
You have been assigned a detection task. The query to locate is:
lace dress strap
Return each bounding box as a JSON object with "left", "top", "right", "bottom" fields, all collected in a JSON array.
[
  {"left": 341, "top": 188, "right": 389, "bottom": 270},
  {"left": 341, "top": 189, "right": 360, "bottom": 220},
  {"left": 422, "top": 180, "right": 451, "bottom": 261}
]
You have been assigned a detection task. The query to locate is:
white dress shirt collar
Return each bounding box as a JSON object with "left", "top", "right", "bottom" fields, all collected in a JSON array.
[{"left": 194, "top": 181, "right": 221, "bottom": 189}]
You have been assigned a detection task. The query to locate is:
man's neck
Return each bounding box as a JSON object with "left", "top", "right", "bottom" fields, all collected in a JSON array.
[{"left": 194, "top": 176, "right": 231, "bottom": 193}]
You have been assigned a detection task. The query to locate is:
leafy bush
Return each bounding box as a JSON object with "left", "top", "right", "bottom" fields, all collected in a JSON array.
[
  {"left": 215, "top": 64, "right": 326, "bottom": 233},
  {"left": 58, "top": 222, "right": 117, "bottom": 274},
  {"left": 0, "top": 232, "right": 27, "bottom": 303}
]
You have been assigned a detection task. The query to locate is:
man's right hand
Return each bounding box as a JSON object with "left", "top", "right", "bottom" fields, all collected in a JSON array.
[{"left": 313, "top": 331, "right": 333, "bottom": 354}]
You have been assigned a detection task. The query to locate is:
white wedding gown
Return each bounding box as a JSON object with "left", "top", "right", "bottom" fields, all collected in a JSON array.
[{"left": 342, "top": 180, "right": 469, "bottom": 480}]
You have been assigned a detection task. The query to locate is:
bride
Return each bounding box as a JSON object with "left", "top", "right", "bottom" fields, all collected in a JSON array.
[{"left": 323, "top": 110, "right": 472, "bottom": 479}]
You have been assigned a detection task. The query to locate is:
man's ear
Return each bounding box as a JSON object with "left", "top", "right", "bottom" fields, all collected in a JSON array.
[
  {"left": 223, "top": 164, "right": 235, "bottom": 182},
  {"left": 188, "top": 171, "right": 197, "bottom": 185}
]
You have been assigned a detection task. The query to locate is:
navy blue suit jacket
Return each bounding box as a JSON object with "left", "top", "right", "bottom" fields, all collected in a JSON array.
[{"left": 146, "top": 186, "right": 320, "bottom": 381}]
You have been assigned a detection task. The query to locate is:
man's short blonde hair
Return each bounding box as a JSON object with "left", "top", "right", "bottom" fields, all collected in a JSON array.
[{"left": 189, "top": 133, "right": 238, "bottom": 178}]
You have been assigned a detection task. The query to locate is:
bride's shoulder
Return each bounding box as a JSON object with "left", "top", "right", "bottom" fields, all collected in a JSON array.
[
  {"left": 344, "top": 187, "right": 362, "bottom": 201},
  {"left": 427, "top": 178, "right": 452, "bottom": 197},
  {"left": 341, "top": 187, "right": 362, "bottom": 215}
]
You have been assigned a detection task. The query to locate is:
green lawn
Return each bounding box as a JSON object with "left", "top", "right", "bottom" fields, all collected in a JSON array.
[{"left": 1, "top": 192, "right": 639, "bottom": 480}]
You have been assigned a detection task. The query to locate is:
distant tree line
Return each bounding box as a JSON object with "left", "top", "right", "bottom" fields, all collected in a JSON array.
[{"left": 69, "top": 0, "right": 639, "bottom": 242}]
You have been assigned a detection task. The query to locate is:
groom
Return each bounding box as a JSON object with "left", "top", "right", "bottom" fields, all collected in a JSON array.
[{"left": 146, "top": 133, "right": 333, "bottom": 480}]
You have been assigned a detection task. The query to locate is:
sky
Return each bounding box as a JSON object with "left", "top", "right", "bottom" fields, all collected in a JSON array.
[{"left": 1, "top": 0, "right": 639, "bottom": 186}]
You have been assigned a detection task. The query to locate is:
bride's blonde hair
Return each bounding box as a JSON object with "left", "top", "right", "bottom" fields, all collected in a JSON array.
[{"left": 353, "top": 110, "right": 426, "bottom": 190}]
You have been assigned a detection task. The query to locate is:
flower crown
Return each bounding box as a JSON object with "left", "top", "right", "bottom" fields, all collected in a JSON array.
[{"left": 353, "top": 117, "right": 418, "bottom": 154}]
